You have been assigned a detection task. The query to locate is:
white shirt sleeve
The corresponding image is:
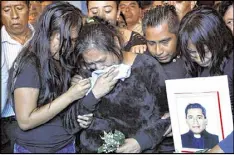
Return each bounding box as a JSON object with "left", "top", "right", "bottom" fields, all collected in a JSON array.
[{"left": 1, "top": 51, "right": 9, "bottom": 113}]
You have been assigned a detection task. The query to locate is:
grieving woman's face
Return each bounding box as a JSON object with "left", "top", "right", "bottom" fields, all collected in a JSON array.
[
  {"left": 50, "top": 32, "right": 60, "bottom": 60},
  {"left": 82, "top": 49, "right": 120, "bottom": 70},
  {"left": 186, "top": 108, "right": 207, "bottom": 134},
  {"left": 50, "top": 27, "right": 78, "bottom": 60},
  {"left": 187, "top": 41, "right": 212, "bottom": 67}
]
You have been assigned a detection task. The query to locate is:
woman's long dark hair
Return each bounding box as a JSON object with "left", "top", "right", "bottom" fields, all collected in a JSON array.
[
  {"left": 68, "top": 16, "right": 124, "bottom": 76},
  {"left": 8, "top": 2, "right": 83, "bottom": 106},
  {"left": 177, "top": 6, "right": 233, "bottom": 77}
]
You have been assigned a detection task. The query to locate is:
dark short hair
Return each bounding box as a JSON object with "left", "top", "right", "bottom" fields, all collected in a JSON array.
[
  {"left": 140, "top": 1, "right": 153, "bottom": 9},
  {"left": 142, "top": 5, "right": 179, "bottom": 35},
  {"left": 219, "top": 1, "right": 234, "bottom": 17},
  {"left": 185, "top": 103, "right": 207, "bottom": 119}
]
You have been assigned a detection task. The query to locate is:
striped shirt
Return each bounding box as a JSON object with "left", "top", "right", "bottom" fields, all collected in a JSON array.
[{"left": 1, "top": 24, "right": 34, "bottom": 117}]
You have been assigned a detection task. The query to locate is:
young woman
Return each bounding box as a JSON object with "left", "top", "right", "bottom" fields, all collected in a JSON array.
[
  {"left": 8, "top": 2, "right": 92, "bottom": 153},
  {"left": 63, "top": 17, "right": 171, "bottom": 153},
  {"left": 86, "top": 1, "right": 147, "bottom": 53},
  {"left": 177, "top": 6, "right": 233, "bottom": 118}
]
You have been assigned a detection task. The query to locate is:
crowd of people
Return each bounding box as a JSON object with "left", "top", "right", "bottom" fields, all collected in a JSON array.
[{"left": 1, "top": 1, "right": 233, "bottom": 153}]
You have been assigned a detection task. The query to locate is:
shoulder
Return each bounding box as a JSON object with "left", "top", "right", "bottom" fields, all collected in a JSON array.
[
  {"left": 13, "top": 59, "right": 40, "bottom": 90},
  {"left": 133, "top": 54, "right": 164, "bottom": 72},
  {"left": 181, "top": 132, "right": 190, "bottom": 137},
  {"left": 204, "top": 130, "right": 219, "bottom": 139}
]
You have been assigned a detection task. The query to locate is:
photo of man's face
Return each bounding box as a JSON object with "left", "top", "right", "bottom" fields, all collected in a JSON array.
[{"left": 186, "top": 108, "right": 207, "bottom": 134}]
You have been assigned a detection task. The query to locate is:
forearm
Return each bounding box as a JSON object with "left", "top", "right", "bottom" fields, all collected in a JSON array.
[
  {"left": 17, "top": 92, "right": 74, "bottom": 130},
  {"left": 62, "top": 92, "right": 99, "bottom": 134}
]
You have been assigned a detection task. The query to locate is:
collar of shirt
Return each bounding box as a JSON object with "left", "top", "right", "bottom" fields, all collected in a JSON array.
[{"left": 1, "top": 24, "right": 35, "bottom": 45}]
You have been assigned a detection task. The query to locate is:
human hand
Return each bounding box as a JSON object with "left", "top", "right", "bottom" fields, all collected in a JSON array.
[
  {"left": 129, "top": 44, "right": 147, "bottom": 54},
  {"left": 161, "top": 112, "right": 170, "bottom": 119},
  {"left": 71, "top": 74, "right": 83, "bottom": 86},
  {"left": 115, "top": 138, "right": 141, "bottom": 153},
  {"left": 161, "top": 113, "right": 173, "bottom": 137},
  {"left": 77, "top": 113, "right": 93, "bottom": 128},
  {"left": 66, "top": 78, "right": 91, "bottom": 102},
  {"left": 92, "top": 67, "right": 119, "bottom": 99}
]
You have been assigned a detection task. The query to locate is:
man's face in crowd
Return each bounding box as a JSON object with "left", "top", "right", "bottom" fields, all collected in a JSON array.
[
  {"left": 1, "top": 1, "right": 29, "bottom": 35},
  {"left": 88, "top": 1, "right": 118, "bottom": 25},
  {"left": 186, "top": 108, "right": 207, "bottom": 134},
  {"left": 119, "top": 1, "right": 142, "bottom": 26},
  {"left": 145, "top": 22, "right": 177, "bottom": 63},
  {"left": 165, "top": 1, "right": 193, "bottom": 20},
  {"left": 28, "top": 1, "right": 42, "bottom": 25}
]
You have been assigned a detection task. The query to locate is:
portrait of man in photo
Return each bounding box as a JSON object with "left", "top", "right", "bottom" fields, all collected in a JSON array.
[{"left": 181, "top": 103, "right": 219, "bottom": 149}]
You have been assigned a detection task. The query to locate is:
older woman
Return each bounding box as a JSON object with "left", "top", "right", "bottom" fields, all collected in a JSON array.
[{"left": 63, "top": 17, "right": 170, "bottom": 153}]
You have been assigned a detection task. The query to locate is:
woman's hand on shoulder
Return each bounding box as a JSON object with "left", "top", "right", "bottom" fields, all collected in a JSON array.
[{"left": 129, "top": 44, "right": 147, "bottom": 54}]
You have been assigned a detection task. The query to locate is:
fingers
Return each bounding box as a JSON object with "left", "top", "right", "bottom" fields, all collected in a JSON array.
[
  {"left": 77, "top": 119, "right": 91, "bottom": 126},
  {"left": 101, "top": 67, "right": 119, "bottom": 81},
  {"left": 130, "top": 45, "right": 147, "bottom": 54},
  {"left": 102, "top": 67, "right": 117, "bottom": 78},
  {"left": 166, "top": 132, "right": 173, "bottom": 137},
  {"left": 71, "top": 75, "right": 83, "bottom": 85},
  {"left": 163, "top": 125, "right": 172, "bottom": 136},
  {"left": 79, "top": 123, "right": 88, "bottom": 128},
  {"left": 77, "top": 114, "right": 93, "bottom": 128},
  {"left": 115, "top": 144, "right": 126, "bottom": 153},
  {"left": 78, "top": 78, "right": 91, "bottom": 86},
  {"left": 77, "top": 114, "right": 93, "bottom": 121},
  {"left": 161, "top": 112, "right": 170, "bottom": 119}
]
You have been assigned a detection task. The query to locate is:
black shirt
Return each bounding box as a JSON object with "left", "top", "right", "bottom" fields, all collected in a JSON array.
[
  {"left": 12, "top": 62, "right": 74, "bottom": 153},
  {"left": 145, "top": 50, "right": 188, "bottom": 79}
]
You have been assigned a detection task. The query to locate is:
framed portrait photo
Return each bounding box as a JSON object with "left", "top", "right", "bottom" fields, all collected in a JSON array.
[{"left": 165, "top": 75, "right": 233, "bottom": 153}]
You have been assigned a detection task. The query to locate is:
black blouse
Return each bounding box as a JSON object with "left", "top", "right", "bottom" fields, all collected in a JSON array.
[{"left": 63, "top": 54, "right": 171, "bottom": 153}]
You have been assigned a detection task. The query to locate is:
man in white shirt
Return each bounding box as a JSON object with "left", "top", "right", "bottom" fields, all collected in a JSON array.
[{"left": 1, "top": 1, "right": 34, "bottom": 153}]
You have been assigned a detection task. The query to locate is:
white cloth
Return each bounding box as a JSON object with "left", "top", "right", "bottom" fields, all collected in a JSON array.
[
  {"left": 1, "top": 24, "right": 34, "bottom": 117},
  {"left": 86, "top": 64, "right": 131, "bottom": 95}
]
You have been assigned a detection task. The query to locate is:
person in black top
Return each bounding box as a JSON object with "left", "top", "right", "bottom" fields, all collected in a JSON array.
[
  {"left": 142, "top": 5, "right": 188, "bottom": 80},
  {"left": 63, "top": 16, "right": 171, "bottom": 153},
  {"left": 7, "top": 2, "right": 93, "bottom": 153},
  {"left": 177, "top": 6, "right": 233, "bottom": 120},
  {"left": 86, "top": 1, "right": 147, "bottom": 53},
  {"left": 141, "top": 5, "right": 189, "bottom": 153}
]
